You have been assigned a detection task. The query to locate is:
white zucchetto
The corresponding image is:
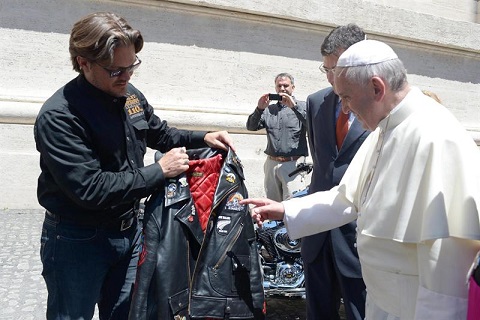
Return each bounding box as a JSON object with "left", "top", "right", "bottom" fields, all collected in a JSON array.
[{"left": 337, "top": 40, "right": 398, "bottom": 67}]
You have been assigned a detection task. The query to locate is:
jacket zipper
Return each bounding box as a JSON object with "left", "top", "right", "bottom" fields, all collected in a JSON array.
[
  {"left": 188, "top": 183, "right": 238, "bottom": 311},
  {"left": 212, "top": 220, "right": 244, "bottom": 270}
]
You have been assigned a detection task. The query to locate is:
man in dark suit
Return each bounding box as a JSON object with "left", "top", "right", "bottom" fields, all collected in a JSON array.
[{"left": 302, "top": 24, "right": 369, "bottom": 320}]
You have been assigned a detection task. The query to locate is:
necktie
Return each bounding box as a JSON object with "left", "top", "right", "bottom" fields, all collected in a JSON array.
[{"left": 336, "top": 109, "right": 349, "bottom": 150}]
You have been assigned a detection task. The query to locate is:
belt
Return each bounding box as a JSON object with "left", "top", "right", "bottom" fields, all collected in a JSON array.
[
  {"left": 268, "top": 155, "right": 302, "bottom": 162},
  {"left": 45, "top": 210, "right": 137, "bottom": 232}
]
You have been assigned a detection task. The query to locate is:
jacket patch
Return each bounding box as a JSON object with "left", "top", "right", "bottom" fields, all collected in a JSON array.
[
  {"left": 125, "top": 94, "right": 144, "bottom": 119},
  {"left": 188, "top": 204, "right": 196, "bottom": 222},
  {"left": 179, "top": 177, "right": 188, "bottom": 187},
  {"left": 225, "top": 192, "right": 245, "bottom": 212},
  {"left": 191, "top": 171, "right": 203, "bottom": 177},
  {"left": 167, "top": 183, "right": 177, "bottom": 198},
  {"left": 217, "top": 215, "right": 231, "bottom": 235},
  {"left": 232, "top": 154, "right": 242, "bottom": 167},
  {"left": 225, "top": 173, "right": 236, "bottom": 183}
]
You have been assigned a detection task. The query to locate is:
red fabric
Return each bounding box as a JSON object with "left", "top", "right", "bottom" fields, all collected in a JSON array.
[
  {"left": 186, "top": 154, "right": 223, "bottom": 233},
  {"left": 467, "top": 276, "right": 480, "bottom": 320},
  {"left": 138, "top": 231, "right": 147, "bottom": 266},
  {"left": 336, "top": 111, "right": 349, "bottom": 149}
]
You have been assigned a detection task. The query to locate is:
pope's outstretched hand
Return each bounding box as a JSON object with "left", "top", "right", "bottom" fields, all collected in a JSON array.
[{"left": 240, "top": 198, "right": 285, "bottom": 227}]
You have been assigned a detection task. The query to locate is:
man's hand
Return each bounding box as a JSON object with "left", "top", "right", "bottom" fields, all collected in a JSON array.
[
  {"left": 204, "top": 131, "right": 235, "bottom": 152},
  {"left": 157, "top": 147, "right": 189, "bottom": 178},
  {"left": 281, "top": 93, "right": 297, "bottom": 109},
  {"left": 257, "top": 93, "right": 270, "bottom": 110},
  {"left": 240, "top": 198, "right": 285, "bottom": 228}
]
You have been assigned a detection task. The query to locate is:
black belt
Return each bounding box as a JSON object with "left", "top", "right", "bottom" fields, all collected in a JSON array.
[{"left": 45, "top": 210, "right": 137, "bottom": 232}]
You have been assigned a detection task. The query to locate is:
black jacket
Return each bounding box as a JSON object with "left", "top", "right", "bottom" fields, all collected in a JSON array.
[{"left": 129, "top": 148, "right": 265, "bottom": 320}]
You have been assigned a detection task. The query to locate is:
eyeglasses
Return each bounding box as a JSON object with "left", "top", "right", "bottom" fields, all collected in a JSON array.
[
  {"left": 96, "top": 55, "right": 142, "bottom": 78},
  {"left": 319, "top": 63, "right": 336, "bottom": 74}
]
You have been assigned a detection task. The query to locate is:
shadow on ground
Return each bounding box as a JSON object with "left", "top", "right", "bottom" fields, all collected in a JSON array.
[{"left": 265, "top": 297, "right": 346, "bottom": 320}]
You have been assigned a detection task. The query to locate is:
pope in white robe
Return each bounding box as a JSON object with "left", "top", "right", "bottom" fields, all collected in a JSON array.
[{"left": 242, "top": 40, "right": 480, "bottom": 319}]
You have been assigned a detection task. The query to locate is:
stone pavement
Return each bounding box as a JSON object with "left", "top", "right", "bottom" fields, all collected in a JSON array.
[
  {"left": 0, "top": 209, "right": 100, "bottom": 320},
  {"left": 0, "top": 210, "right": 341, "bottom": 320},
  {"left": 0, "top": 209, "right": 46, "bottom": 319}
]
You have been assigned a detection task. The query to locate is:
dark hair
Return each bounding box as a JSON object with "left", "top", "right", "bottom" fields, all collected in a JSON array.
[
  {"left": 69, "top": 12, "right": 144, "bottom": 73},
  {"left": 321, "top": 23, "right": 365, "bottom": 57}
]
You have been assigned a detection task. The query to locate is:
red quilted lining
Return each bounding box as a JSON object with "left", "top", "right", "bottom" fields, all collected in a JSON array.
[{"left": 186, "top": 154, "right": 223, "bottom": 233}]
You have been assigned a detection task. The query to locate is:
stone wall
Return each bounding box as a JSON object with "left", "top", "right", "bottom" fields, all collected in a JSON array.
[{"left": 0, "top": 0, "right": 478, "bottom": 209}]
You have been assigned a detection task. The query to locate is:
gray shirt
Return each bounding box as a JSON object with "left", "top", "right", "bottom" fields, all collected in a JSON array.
[{"left": 246, "top": 100, "right": 308, "bottom": 157}]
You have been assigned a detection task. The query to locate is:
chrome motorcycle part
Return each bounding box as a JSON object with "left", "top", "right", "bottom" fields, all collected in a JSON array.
[{"left": 273, "top": 228, "right": 301, "bottom": 254}]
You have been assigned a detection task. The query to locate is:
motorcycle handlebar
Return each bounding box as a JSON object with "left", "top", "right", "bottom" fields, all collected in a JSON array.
[{"left": 288, "top": 162, "right": 313, "bottom": 177}]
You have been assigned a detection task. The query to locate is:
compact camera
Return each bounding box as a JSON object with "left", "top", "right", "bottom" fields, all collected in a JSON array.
[{"left": 268, "top": 93, "right": 282, "bottom": 101}]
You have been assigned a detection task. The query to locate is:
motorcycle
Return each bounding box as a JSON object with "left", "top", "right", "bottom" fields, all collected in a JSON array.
[{"left": 256, "top": 162, "right": 312, "bottom": 298}]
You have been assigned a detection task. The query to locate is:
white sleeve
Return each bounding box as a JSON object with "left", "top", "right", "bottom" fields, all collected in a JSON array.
[
  {"left": 282, "top": 187, "right": 357, "bottom": 240},
  {"left": 414, "top": 237, "right": 480, "bottom": 319}
]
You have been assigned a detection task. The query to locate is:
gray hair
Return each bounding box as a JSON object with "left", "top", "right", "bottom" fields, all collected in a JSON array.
[
  {"left": 275, "top": 73, "right": 295, "bottom": 85},
  {"left": 338, "top": 58, "right": 408, "bottom": 92},
  {"left": 69, "top": 12, "right": 144, "bottom": 73}
]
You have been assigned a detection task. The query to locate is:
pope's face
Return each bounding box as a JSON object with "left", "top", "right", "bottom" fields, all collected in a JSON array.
[{"left": 334, "top": 69, "right": 377, "bottom": 131}]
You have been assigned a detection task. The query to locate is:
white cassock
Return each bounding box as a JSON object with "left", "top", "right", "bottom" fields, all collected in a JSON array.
[{"left": 283, "top": 87, "right": 480, "bottom": 319}]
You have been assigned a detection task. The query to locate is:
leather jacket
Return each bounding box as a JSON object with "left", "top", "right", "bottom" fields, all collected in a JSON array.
[{"left": 129, "top": 148, "right": 265, "bottom": 320}]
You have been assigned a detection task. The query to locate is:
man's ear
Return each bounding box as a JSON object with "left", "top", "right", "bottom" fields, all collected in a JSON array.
[
  {"left": 77, "top": 56, "right": 90, "bottom": 72},
  {"left": 371, "top": 76, "right": 385, "bottom": 101}
]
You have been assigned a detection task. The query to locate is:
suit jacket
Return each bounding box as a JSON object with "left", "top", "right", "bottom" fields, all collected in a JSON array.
[{"left": 301, "top": 87, "right": 369, "bottom": 278}]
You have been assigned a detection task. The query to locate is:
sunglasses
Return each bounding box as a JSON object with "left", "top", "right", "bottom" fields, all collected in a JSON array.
[{"left": 95, "top": 55, "right": 142, "bottom": 78}]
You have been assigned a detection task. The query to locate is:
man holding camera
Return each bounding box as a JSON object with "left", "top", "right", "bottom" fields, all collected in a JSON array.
[{"left": 246, "top": 73, "right": 308, "bottom": 201}]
